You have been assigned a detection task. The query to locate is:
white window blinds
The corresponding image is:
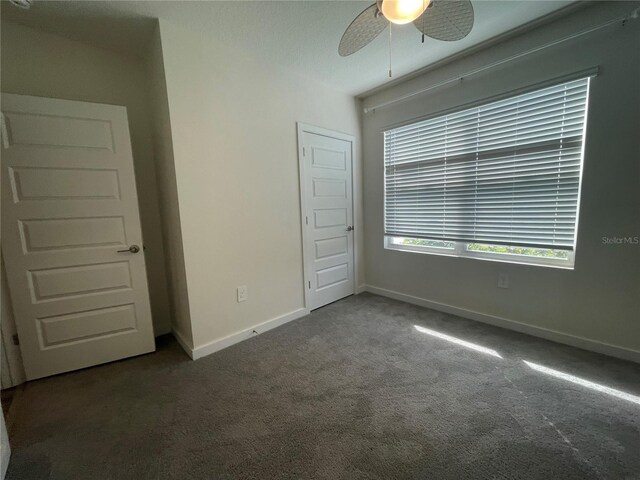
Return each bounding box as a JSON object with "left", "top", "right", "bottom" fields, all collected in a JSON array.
[{"left": 384, "top": 77, "right": 590, "bottom": 249}]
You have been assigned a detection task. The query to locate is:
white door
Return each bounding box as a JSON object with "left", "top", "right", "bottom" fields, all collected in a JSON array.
[
  {"left": 1, "top": 93, "right": 155, "bottom": 380},
  {"left": 1, "top": 410, "right": 9, "bottom": 480},
  {"left": 299, "top": 125, "right": 355, "bottom": 310}
]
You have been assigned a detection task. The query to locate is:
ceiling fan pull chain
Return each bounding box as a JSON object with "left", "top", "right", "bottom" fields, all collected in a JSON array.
[
  {"left": 422, "top": 0, "right": 426, "bottom": 43},
  {"left": 389, "top": 24, "right": 393, "bottom": 78}
]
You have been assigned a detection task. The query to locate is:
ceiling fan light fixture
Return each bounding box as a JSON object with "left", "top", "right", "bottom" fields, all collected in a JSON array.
[
  {"left": 379, "top": 0, "right": 430, "bottom": 25},
  {"left": 9, "top": 0, "right": 33, "bottom": 9}
]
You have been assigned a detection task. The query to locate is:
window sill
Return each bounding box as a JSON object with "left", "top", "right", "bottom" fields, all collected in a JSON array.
[{"left": 384, "top": 240, "right": 575, "bottom": 270}]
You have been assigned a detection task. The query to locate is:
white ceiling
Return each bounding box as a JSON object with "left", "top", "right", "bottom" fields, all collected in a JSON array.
[{"left": 1, "top": 0, "right": 580, "bottom": 96}]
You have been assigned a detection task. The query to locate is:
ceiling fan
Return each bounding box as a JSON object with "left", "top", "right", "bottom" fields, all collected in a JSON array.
[{"left": 339, "top": 0, "right": 475, "bottom": 57}]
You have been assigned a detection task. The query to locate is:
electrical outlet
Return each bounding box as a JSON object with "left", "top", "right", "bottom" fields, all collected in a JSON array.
[
  {"left": 498, "top": 273, "right": 509, "bottom": 289},
  {"left": 237, "top": 285, "right": 248, "bottom": 302}
]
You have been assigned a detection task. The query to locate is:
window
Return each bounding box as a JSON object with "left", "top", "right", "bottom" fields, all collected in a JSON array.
[{"left": 384, "top": 77, "right": 591, "bottom": 268}]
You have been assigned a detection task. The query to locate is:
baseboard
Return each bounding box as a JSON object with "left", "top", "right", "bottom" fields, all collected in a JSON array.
[
  {"left": 171, "top": 328, "right": 195, "bottom": 360},
  {"left": 364, "top": 285, "right": 640, "bottom": 364},
  {"left": 356, "top": 284, "right": 367, "bottom": 294},
  {"left": 188, "top": 308, "right": 310, "bottom": 361}
]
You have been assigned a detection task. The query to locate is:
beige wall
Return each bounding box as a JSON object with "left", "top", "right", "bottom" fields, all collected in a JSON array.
[
  {"left": 361, "top": 2, "right": 640, "bottom": 356},
  {"left": 1, "top": 22, "right": 172, "bottom": 336},
  {"left": 144, "top": 25, "right": 193, "bottom": 347},
  {"left": 156, "top": 19, "right": 362, "bottom": 350}
]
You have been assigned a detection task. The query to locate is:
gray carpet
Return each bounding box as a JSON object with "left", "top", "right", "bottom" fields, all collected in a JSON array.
[{"left": 5, "top": 293, "right": 640, "bottom": 479}]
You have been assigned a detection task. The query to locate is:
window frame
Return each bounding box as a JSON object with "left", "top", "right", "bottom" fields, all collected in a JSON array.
[
  {"left": 381, "top": 73, "right": 594, "bottom": 270},
  {"left": 384, "top": 236, "right": 575, "bottom": 269}
]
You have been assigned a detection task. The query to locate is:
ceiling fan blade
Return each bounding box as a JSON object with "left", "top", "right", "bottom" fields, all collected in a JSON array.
[
  {"left": 414, "top": 0, "right": 474, "bottom": 41},
  {"left": 339, "top": 3, "right": 388, "bottom": 57}
]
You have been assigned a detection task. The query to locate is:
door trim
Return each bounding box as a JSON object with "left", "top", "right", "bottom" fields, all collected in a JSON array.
[
  {"left": 297, "top": 122, "right": 359, "bottom": 311},
  {"left": 1, "top": 259, "right": 26, "bottom": 389}
]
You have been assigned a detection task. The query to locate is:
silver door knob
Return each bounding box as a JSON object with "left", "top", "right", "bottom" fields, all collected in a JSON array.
[
  {"left": 117, "top": 245, "right": 140, "bottom": 254},
  {"left": 346, "top": 226, "right": 354, "bottom": 231}
]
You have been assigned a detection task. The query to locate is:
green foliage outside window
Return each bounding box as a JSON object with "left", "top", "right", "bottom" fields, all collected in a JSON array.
[
  {"left": 467, "top": 243, "right": 569, "bottom": 259},
  {"left": 397, "top": 238, "right": 569, "bottom": 259},
  {"left": 401, "top": 238, "right": 454, "bottom": 248}
]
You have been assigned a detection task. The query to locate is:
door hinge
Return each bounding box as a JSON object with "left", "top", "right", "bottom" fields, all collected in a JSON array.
[
  {"left": 303, "top": 147, "right": 306, "bottom": 156},
  {"left": 308, "top": 281, "right": 311, "bottom": 289},
  {"left": 12, "top": 333, "right": 19, "bottom": 346},
  {"left": 305, "top": 216, "right": 308, "bottom": 225}
]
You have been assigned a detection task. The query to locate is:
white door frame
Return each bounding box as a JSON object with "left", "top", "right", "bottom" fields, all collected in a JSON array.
[
  {"left": 297, "top": 122, "right": 360, "bottom": 310},
  {"left": 1, "top": 259, "right": 26, "bottom": 390}
]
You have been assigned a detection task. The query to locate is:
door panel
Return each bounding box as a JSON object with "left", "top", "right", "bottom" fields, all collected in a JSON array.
[
  {"left": 1, "top": 93, "right": 155, "bottom": 380},
  {"left": 4, "top": 110, "right": 114, "bottom": 150},
  {"left": 19, "top": 217, "right": 127, "bottom": 252},
  {"left": 315, "top": 236, "right": 348, "bottom": 259},
  {"left": 301, "top": 129, "right": 354, "bottom": 310},
  {"left": 37, "top": 303, "right": 138, "bottom": 348},
  {"left": 28, "top": 261, "right": 132, "bottom": 301},
  {"left": 316, "top": 263, "right": 349, "bottom": 289},
  {"left": 312, "top": 178, "right": 346, "bottom": 198},
  {"left": 10, "top": 167, "right": 121, "bottom": 201},
  {"left": 314, "top": 208, "right": 347, "bottom": 229}
]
